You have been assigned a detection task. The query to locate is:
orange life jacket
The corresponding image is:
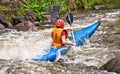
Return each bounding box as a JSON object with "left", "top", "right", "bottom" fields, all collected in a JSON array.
[{"left": 51, "top": 28, "right": 68, "bottom": 47}]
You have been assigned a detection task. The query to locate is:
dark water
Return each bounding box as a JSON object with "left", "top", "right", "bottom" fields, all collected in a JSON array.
[{"left": 0, "top": 9, "right": 120, "bottom": 74}]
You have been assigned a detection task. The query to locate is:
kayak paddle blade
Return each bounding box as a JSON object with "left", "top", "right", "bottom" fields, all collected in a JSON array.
[{"left": 66, "top": 13, "right": 73, "bottom": 26}]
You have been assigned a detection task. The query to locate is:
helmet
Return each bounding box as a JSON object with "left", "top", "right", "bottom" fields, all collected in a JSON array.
[{"left": 55, "top": 19, "right": 65, "bottom": 27}]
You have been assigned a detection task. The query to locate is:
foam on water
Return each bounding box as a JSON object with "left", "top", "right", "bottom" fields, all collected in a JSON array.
[
  {"left": 0, "top": 9, "right": 119, "bottom": 74},
  {"left": 0, "top": 9, "right": 119, "bottom": 70},
  {"left": 0, "top": 29, "right": 52, "bottom": 60}
]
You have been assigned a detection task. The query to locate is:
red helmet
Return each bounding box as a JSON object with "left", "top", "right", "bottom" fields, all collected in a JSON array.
[{"left": 55, "top": 19, "right": 65, "bottom": 27}]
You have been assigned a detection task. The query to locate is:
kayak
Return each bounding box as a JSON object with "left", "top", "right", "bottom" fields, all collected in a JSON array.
[{"left": 32, "top": 21, "right": 100, "bottom": 62}]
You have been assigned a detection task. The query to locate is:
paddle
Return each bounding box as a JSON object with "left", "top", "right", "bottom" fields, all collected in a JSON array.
[{"left": 66, "top": 13, "right": 76, "bottom": 45}]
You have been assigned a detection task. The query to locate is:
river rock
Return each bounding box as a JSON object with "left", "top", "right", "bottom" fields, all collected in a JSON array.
[
  {"left": 100, "top": 53, "right": 120, "bottom": 73},
  {"left": 0, "top": 23, "right": 5, "bottom": 29},
  {"left": 12, "top": 16, "right": 26, "bottom": 26},
  {"left": 13, "top": 21, "right": 40, "bottom": 31},
  {"left": 94, "top": 5, "right": 107, "bottom": 10},
  {"left": 0, "top": 15, "right": 12, "bottom": 28},
  {"left": 43, "top": 4, "right": 60, "bottom": 24},
  {"left": 12, "top": 13, "right": 38, "bottom": 26}
]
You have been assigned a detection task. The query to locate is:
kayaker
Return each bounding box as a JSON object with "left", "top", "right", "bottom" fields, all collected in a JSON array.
[{"left": 51, "top": 19, "right": 75, "bottom": 47}]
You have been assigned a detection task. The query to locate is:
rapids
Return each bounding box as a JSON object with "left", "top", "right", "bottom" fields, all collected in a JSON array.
[{"left": 0, "top": 9, "right": 120, "bottom": 74}]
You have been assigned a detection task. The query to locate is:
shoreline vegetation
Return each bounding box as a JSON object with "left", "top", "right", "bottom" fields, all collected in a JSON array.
[{"left": 0, "top": 0, "right": 120, "bottom": 30}]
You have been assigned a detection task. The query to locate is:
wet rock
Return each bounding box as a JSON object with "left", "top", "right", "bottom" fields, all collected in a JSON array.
[
  {"left": 12, "top": 16, "right": 26, "bottom": 26},
  {"left": 0, "top": 23, "right": 5, "bottom": 29},
  {"left": 94, "top": 5, "right": 107, "bottom": 10},
  {"left": 43, "top": 4, "right": 60, "bottom": 24},
  {"left": 47, "top": 4, "right": 60, "bottom": 15},
  {"left": 0, "top": 15, "right": 12, "bottom": 28},
  {"left": 13, "top": 21, "right": 40, "bottom": 31},
  {"left": 100, "top": 53, "right": 120, "bottom": 73},
  {"left": 25, "top": 15, "right": 36, "bottom": 22},
  {"left": 12, "top": 12, "right": 38, "bottom": 26}
]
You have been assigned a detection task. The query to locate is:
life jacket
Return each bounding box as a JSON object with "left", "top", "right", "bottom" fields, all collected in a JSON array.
[{"left": 51, "top": 28, "right": 68, "bottom": 47}]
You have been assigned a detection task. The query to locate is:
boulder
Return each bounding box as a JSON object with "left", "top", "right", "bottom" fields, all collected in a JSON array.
[
  {"left": 0, "top": 15, "right": 12, "bottom": 28},
  {"left": 12, "top": 13, "right": 38, "bottom": 26},
  {"left": 100, "top": 53, "right": 120, "bottom": 73},
  {"left": 13, "top": 21, "right": 40, "bottom": 31},
  {"left": 0, "top": 23, "right": 5, "bottom": 29},
  {"left": 12, "top": 16, "right": 26, "bottom": 26},
  {"left": 43, "top": 4, "right": 60, "bottom": 24},
  {"left": 94, "top": 5, "right": 107, "bottom": 10}
]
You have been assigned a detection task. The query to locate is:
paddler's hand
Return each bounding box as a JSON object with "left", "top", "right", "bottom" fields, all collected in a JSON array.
[{"left": 72, "top": 43, "right": 77, "bottom": 46}]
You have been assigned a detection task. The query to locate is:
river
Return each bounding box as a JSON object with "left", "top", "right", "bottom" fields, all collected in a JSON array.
[{"left": 0, "top": 9, "right": 120, "bottom": 74}]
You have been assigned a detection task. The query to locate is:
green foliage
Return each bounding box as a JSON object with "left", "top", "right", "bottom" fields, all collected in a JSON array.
[
  {"left": 95, "top": 0, "right": 104, "bottom": 5},
  {"left": 57, "top": 0, "right": 68, "bottom": 13},
  {"left": 23, "top": 0, "right": 45, "bottom": 21},
  {"left": 23, "top": 0, "right": 68, "bottom": 22},
  {"left": 75, "top": 0, "right": 84, "bottom": 10},
  {"left": 0, "top": 0, "right": 120, "bottom": 22},
  {"left": 107, "top": 0, "right": 120, "bottom": 9},
  {"left": 82, "top": 0, "right": 95, "bottom": 10},
  {"left": 117, "top": 17, "right": 120, "bottom": 28},
  {"left": 78, "top": 0, "right": 120, "bottom": 10},
  {"left": 0, "top": 1, "right": 25, "bottom": 20}
]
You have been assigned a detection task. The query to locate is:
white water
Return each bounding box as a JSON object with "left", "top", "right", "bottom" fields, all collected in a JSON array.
[
  {"left": 0, "top": 20, "right": 100, "bottom": 60},
  {"left": 0, "top": 9, "right": 119, "bottom": 74},
  {"left": 0, "top": 29, "right": 52, "bottom": 60}
]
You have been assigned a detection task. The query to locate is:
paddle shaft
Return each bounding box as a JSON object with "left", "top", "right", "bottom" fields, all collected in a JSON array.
[
  {"left": 70, "top": 25, "right": 76, "bottom": 45},
  {"left": 66, "top": 13, "right": 76, "bottom": 45}
]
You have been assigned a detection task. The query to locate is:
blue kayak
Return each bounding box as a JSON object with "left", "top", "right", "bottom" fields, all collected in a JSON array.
[{"left": 32, "top": 21, "right": 100, "bottom": 62}]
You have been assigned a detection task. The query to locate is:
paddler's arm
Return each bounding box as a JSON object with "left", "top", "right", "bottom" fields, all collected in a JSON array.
[{"left": 61, "top": 35, "right": 74, "bottom": 45}]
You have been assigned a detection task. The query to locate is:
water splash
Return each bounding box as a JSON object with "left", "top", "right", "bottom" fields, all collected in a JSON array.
[
  {"left": 0, "top": 29, "right": 52, "bottom": 60},
  {"left": 0, "top": 9, "right": 120, "bottom": 74}
]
